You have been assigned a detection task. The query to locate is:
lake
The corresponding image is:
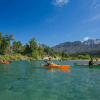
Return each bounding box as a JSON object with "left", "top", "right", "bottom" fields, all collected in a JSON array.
[{"left": 0, "top": 60, "right": 100, "bottom": 100}]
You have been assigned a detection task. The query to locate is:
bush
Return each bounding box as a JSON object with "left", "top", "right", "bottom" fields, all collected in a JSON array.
[
  {"left": 0, "top": 55, "right": 4, "bottom": 60},
  {"left": 9, "top": 55, "right": 13, "bottom": 60}
]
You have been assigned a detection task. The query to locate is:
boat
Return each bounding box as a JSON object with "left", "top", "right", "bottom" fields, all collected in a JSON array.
[
  {"left": 28, "top": 61, "right": 31, "bottom": 62},
  {"left": 1, "top": 62, "right": 9, "bottom": 64},
  {"left": 74, "top": 63, "right": 100, "bottom": 68},
  {"left": 41, "top": 64, "right": 71, "bottom": 69}
]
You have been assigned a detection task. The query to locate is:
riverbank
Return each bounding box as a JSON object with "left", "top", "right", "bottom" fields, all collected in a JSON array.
[
  {"left": 0, "top": 54, "right": 62, "bottom": 61},
  {"left": 0, "top": 54, "right": 99, "bottom": 61}
]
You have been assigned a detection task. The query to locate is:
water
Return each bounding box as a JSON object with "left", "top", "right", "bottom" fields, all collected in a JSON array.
[{"left": 0, "top": 60, "right": 100, "bottom": 100}]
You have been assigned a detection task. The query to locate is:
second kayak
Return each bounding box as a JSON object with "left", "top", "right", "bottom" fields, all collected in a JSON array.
[
  {"left": 1, "top": 62, "right": 9, "bottom": 64},
  {"left": 41, "top": 64, "right": 71, "bottom": 69},
  {"left": 74, "top": 63, "right": 100, "bottom": 68},
  {"left": 28, "top": 61, "right": 31, "bottom": 62}
]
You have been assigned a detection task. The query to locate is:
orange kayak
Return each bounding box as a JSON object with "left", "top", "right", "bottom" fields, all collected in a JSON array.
[
  {"left": 28, "top": 61, "right": 31, "bottom": 62},
  {"left": 1, "top": 62, "right": 9, "bottom": 64},
  {"left": 41, "top": 64, "right": 71, "bottom": 69}
]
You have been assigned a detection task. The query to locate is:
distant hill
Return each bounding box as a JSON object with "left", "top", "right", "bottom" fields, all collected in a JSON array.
[
  {"left": 37, "top": 43, "right": 46, "bottom": 48},
  {"left": 22, "top": 43, "right": 46, "bottom": 48},
  {"left": 52, "top": 40, "right": 100, "bottom": 54}
]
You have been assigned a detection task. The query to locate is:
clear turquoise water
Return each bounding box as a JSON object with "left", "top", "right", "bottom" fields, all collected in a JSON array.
[{"left": 0, "top": 60, "right": 100, "bottom": 100}]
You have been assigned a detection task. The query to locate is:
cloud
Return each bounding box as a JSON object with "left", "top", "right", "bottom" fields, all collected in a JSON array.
[
  {"left": 83, "top": 14, "right": 100, "bottom": 23},
  {"left": 89, "top": 14, "right": 100, "bottom": 21},
  {"left": 90, "top": 0, "right": 100, "bottom": 10},
  {"left": 52, "top": 0, "right": 69, "bottom": 6},
  {"left": 83, "top": 37, "right": 90, "bottom": 41}
]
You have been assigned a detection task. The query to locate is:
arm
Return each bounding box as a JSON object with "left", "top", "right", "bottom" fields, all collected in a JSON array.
[{"left": 91, "top": 62, "right": 94, "bottom": 65}]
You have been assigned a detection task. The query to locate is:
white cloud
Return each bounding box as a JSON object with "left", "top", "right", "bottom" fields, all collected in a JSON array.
[
  {"left": 52, "top": 0, "right": 69, "bottom": 6},
  {"left": 89, "top": 14, "right": 100, "bottom": 21},
  {"left": 83, "top": 14, "right": 100, "bottom": 23},
  {"left": 89, "top": 0, "right": 100, "bottom": 11},
  {"left": 84, "top": 37, "right": 90, "bottom": 41}
]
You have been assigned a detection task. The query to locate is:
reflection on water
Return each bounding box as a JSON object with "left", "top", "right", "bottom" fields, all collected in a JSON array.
[{"left": 47, "top": 68, "right": 71, "bottom": 73}]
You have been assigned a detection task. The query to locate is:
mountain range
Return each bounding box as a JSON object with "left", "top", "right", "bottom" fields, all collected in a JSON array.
[
  {"left": 38, "top": 39, "right": 100, "bottom": 54},
  {"left": 52, "top": 39, "right": 100, "bottom": 54},
  {"left": 83, "top": 39, "right": 100, "bottom": 46}
]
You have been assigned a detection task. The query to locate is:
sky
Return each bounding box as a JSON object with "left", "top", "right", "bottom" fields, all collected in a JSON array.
[{"left": 0, "top": 0, "right": 100, "bottom": 47}]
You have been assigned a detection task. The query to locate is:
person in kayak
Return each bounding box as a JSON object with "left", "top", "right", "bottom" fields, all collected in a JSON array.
[
  {"left": 44, "top": 58, "right": 53, "bottom": 65},
  {"left": 2, "top": 58, "right": 6, "bottom": 62},
  {"left": 89, "top": 58, "right": 96, "bottom": 66}
]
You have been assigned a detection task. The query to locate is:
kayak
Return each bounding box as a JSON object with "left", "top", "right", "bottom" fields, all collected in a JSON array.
[
  {"left": 74, "top": 63, "right": 100, "bottom": 68},
  {"left": 28, "top": 61, "right": 31, "bottom": 62},
  {"left": 1, "top": 62, "right": 9, "bottom": 64},
  {"left": 41, "top": 64, "right": 71, "bottom": 69}
]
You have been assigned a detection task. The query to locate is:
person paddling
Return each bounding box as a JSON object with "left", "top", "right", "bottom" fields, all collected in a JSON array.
[
  {"left": 2, "top": 58, "right": 6, "bottom": 62},
  {"left": 44, "top": 58, "right": 53, "bottom": 65},
  {"left": 89, "top": 58, "right": 97, "bottom": 66}
]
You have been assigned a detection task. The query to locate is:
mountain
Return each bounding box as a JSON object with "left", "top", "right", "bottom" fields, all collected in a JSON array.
[
  {"left": 83, "top": 39, "right": 100, "bottom": 46},
  {"left": 52, "top": 40, "right": 100, "bottom": 54},
  {"left": 37, "top": 43, "right": 46, "bottom": 48}
]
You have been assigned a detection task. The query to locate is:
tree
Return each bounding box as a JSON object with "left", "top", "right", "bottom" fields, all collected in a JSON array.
[
  {"left": 0, "top": 32, "right": 3, "bottom": 48},
  {"left": 62, "top": 51, "right": 65, "bottom": 57},
  {"left": 12, "top": 41, "right": 22, "bottom": 53},
  {"left": 32, "top": 51, "right": 40, "bottom": 60},
  {"left": 85, "top": 55, "right": 91, "bottom": 59},
  {"left": 44, "top": 46, "right": 50, "bottom": 55},
  {"left": 24, "top": 44, "right": 31, "bottom": 55},
  {"left": 38, "top": 47, "right": 44, "bottom": 56},
  {"left": 65, "top": 53, "right": 70, "bottom": 58},
  {"left": 29, "top": 37, "right": 38, "bottom": 53},
  {"left": 0, "top": 33, "right": 15, "bottom": 55},
  {"left": 78, "top": 55, "right": 84, "bottom": 59},
  {"left": 49, "top": 48, "right": 55, "bottom": 57}
]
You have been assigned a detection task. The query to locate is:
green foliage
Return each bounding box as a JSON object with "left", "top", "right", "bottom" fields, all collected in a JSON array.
[
  {"left": 44, "top": 46, "right": 50, "bottom": 54},
  {"left": 78, "top": 55, "right": 84, "bottom": 59},
  {"left": 0, "top": 33, "right": 15, "bottom": 55},
  {"left": 84, "top": 55, "right": 91, "bottom": 59},
  {"left": 12, "top": 41, "right": 22, "bottom": 53},
  {"left": 29, "top": 37, "right": 38, "bottom": 52},
  {"left": 5, "top": 33, "right": 15, "bottom": 41},
  {"left": 38, "top": 47, "right": 44, "bottom": 56},
  {"left": 0, "top": 32, "right": 3, "bottom": 48},
  {"left": 9, "top": 55, "right": 13, "bottom": 60},
  {"left": 65, "top": 53, "right": 70, "bottom": 58},
  {"left": 62, "top": 51, "right": 70, "bottom": 58},
  {"left": 49, "top": 48, "right": 55, "bottom": 57},
  {"left": 0, "top": 55, "right": 4, "bottom": 60},
  {"left": 62, "top": 51, "right": 65, "bottom": 57},
  {"left": 32, "top": 51, "right": 40, "bottom": 60}
]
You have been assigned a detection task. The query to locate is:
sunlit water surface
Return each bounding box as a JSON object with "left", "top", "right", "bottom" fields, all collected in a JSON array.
[{"left": 0, "top": 60, "right": 100, "bottom": 100}]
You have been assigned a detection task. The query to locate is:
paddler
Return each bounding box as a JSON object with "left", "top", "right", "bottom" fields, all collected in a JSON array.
[
  {"left": 2, "top": 58, "right": 6, "bottom": 62},
  {"left": 44, "top": 58, "right": 53, "bottom": 65},
  {"left": 60, "top": 59, "right": 62, "bottom": 62},
  {"left": 89, "top": 58, "right": 96, "bottom": 66}
]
